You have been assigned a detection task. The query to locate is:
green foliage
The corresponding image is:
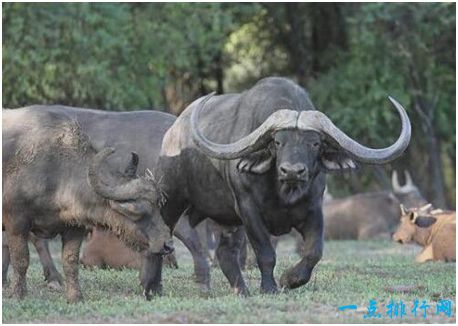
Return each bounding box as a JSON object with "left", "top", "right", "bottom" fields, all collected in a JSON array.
[
  {"left": 3, "top": 3, "right": 455, "bottom": 203},
  {"left": 308, "top": 3, "right": 455, "bottom": 199},
  {"left": 3, "top": 3, "right": 135, "bottom": 109},
  {"left": 2, "top": 3, "right": 256, "bottom": 110},
  {"left": 311, "top": 3, "right": 454, "bottom": 142}
]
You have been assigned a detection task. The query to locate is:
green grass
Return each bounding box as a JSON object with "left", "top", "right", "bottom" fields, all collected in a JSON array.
[{"left": 2, "top": 238, "right": 455, "bottom": 323}]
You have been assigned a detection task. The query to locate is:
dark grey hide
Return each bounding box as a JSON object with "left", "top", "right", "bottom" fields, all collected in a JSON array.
[{"left": 158, "top": 77, "right": 411, "bottom": 294}]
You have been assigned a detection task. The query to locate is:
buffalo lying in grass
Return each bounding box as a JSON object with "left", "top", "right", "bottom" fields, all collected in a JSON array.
[
  {"left": 321, "top": 170, "right": 428, "bottom": 241},
  {"left": 393, "top": 204, "right": 456, "bottom": 262}
]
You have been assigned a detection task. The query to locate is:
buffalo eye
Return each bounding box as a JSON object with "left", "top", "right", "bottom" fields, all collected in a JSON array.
[
  {"left": 274, "top": 140, "right": 281, "bottom": 146},
  {"left": 313, "top": 142, "right": 320, "bottom": 148}
]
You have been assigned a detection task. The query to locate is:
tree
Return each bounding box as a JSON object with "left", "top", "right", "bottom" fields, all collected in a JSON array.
[
  {"left": 2, "top": 3, "right": 256, "bottom": 113},
  {"left": 309, "top": 3, "right": 455, "bottom": 207}
]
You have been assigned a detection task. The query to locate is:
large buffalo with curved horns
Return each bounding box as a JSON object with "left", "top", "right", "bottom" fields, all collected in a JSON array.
[{"left": 158, "top": 77, "right": 411, "bottom": 294}]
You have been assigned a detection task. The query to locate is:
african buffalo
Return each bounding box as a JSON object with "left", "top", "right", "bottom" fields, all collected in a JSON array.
[
  {"left": 391, "top": 170, "right": 428, "bottom": 208},
  {"left": 157, "top": 77, "right": 411, "bottom": 294},
  {"left": 393, "top": 204, "right": 456, "bottom": 262},
  {"left": 80, "top": 221, "right": 215, "bottom": 271},
  {"left": 3, "top": 109, "right": 171, "bottom": 302},
  {"left": 81, "top": 227, "right": 142, "bottom": 269},
  {"left": 322, "top": 191, "right": 401, "bottom": 240},
  {"left": 320, "top": 170, "right": 428, "bottom": 241},
  {"left": 3, "top": 106, "right": 212, "bottom": 294}
]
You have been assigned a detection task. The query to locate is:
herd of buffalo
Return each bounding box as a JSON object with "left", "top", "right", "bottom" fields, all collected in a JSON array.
[{"left": 2, "top": 77, "right": 455, "bottom": 303}]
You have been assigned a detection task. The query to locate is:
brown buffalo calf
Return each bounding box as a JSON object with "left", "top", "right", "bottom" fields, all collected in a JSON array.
[
  {"left": 81, "top": 227, "right": 178, "bottom": 269},
  {"left": 393, "top": 205, "right": 456, "bottom": 262},
  {"left": 81, "top": 227, "right": 141, "bottom": 269}
]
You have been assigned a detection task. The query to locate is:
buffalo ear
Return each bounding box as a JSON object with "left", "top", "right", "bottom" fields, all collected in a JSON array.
[
  {"left": 109, "top": 200, "right": 150, "bottom": 221},
  {"left": 124, "top": 152, "right": 139, "bottom": 178},
  {"left": 414, "top": 215, "right": 437, "bottom": 228},
  {"left": 320, "top": 149, "right": 358, "bottom": 172},
  {"left": 237, "top": 149, "right": 274, "bottom": 174}
]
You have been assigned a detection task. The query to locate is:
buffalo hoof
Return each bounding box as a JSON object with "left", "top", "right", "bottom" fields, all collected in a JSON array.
[
  {"left": 66, "top": 291, "right": 83, "bottom": 304},
  {"left": 198, "top": 283, "right": 211, "bottom": 297},
  {"left": 47, "top": 280, "right": 63, "bottom": 291},
  {"left": 279, "top": 267, "right": 310, "bottom": 289},
  {"left": 260, "top": 284, "right": 278, "bottom": 295},
  {"left": 143, "top": 286, "right": 162, "bottom": 301},
  {"left": 9, "top": 281, "right": 27, "bottom": 300},
  {"left": 45, "top": 270, "right": 64, "bottom": 286},
  {"left": 234, "top": 286, "right": 250, "bottom": 296}
]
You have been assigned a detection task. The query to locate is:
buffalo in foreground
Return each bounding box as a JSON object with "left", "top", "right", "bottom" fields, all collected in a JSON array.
[
  {"left": 3, "top": 109, "right": 171, "bottom": 302},
  {"left": 3, "top": 106, "right": 213, "bottom": 295},
  {"left": 157, "top": 77, "right": 411, "bottom": 294}
]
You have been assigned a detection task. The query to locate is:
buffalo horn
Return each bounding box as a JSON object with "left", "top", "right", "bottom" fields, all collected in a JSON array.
[
  {"left": 191, "top": 92, "right": 299, "bottom": 159},
  {"left": 88, "top": 147, "right": 144, "bottom": 201},
  {"left": 297, "top": 96, "right": 411, "bottom": 164},
  {"left": 191, "top": 93, "right": 411, "bottom": 164}
]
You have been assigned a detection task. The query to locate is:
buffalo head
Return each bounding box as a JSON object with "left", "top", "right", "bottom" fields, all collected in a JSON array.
[
  {"left": 190, "top": 93, "right": 411, "bottom": 206},
  {"left": 391, "top": 170, "right": 427, "bottom": 207},
  {"left": 88, "top": 147, "right": 173, "bottom": 255},
  {"left": 392, "top": 203, "right": 434, "bottom": 244}
]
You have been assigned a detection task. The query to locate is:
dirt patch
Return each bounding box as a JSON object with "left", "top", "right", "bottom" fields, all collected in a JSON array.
[{"left": 384, "top": 284, "right": 425, "bottom": 294}]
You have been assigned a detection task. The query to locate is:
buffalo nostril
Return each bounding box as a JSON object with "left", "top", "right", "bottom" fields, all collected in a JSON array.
[
  {"left": 296, "top": 167, "right": 306, "bottom": 175},
  {"left": 280, "top": 164, "right": 307, "bottom": 178},
  {"left": 163, "top": 241, "right": 174, "bottom": 254}
]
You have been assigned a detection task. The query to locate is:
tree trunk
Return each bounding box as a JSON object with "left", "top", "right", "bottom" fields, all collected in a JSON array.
[
  {"left": 310, "top": 3, "right": 348, "bottom": 76},
  {"left": 407, "top": 63, "right": 448, "bottom": 208},
  {"left": 425, "top": 128, "right": 447, "bottom": 208},
  {"left": 372, "top": 166, "right": 391, "bottom": 191},
  {"left": 214, "top": 51, "right": 224, "bottom": 94}
]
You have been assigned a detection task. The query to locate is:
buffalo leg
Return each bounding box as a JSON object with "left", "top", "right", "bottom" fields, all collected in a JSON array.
[
  {"left": 238, "top": 231, "right": 247, "bottom": 270},
  {"left": 238, "top": 199, "right": 278, "bottom": 294},
  {"left": 30, "top": 234, "right": 63, "bottom": 290},
  {"left": 280, "top": 207, "right": 323, "bottom": 289},
  {"left": 196, "top": 220, "right": 215, "bottom": 266},
  {"left": 243, "top": 235, "right": 278, "bottom": 270},
  {"left": 215, "top": 226, "right": 248, "bottom": 295},
  {"left": 6, "top": 231, "right": 29, "bottom": 299},
  {"left": 61, "top": 228, "right": 85, "bottom": 303},
  {"left": 173, "top": 216, "right": 211, "bottom": 293},
  {"left": 206, "top": 219, "right": 220, "bottom": 267},
  {"left": 139, "top": 253, "right": 163, "bottom": 300},
  {"left": 2, "top": 233, "right": 11, "bottom": 286}
]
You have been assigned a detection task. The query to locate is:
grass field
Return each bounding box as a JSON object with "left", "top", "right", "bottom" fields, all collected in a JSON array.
[{"left": 2, "top": 237, "right": 456, "bottom": 323}]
